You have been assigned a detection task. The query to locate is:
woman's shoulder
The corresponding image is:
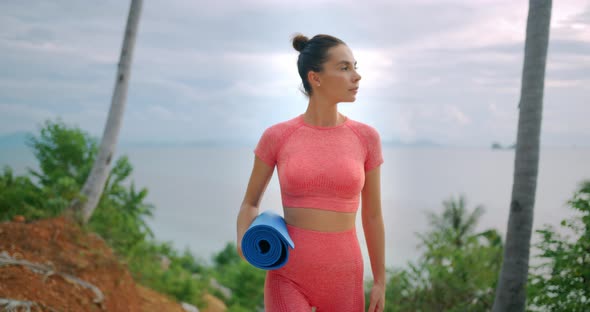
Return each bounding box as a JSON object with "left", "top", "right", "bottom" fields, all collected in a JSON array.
[
  {"left": 346, "top": 118, "right": 381, "bottom": 140},
  {"left": 269, "top": 114, "right": 302, "bottom": 128},
  {"left": 259, "top": 115, "right": 303, "bottom": 138}
]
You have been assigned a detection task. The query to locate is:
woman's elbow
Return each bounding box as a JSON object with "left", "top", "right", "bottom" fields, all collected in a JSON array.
[{"left": 362, "top": 205, "right": 383, "bottom": 221}]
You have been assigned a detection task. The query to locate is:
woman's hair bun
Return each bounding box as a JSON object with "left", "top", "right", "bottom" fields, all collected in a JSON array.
[{"left": 292, "top": 33, "right": 309, "bottom": 52}]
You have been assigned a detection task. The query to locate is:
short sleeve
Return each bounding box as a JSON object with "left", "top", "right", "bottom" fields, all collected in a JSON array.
[
  {"left": 364, "top": 126, "right": 384, "bottom": 172},
  {"left": 253, "top": 126, "right": 279, "bottom": 167}
]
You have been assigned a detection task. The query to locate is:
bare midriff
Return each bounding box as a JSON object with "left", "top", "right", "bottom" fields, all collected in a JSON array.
[{"left": 283, "top": 207, "right": 357, "bottom": 232}]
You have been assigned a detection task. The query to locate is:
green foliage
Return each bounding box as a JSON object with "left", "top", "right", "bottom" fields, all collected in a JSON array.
[
  {"left": 375, "top": 195, "right": 503, "bottom": 312},
  {"left": 425, "top": 195, "right": 485, "bottom": 248},
  {"left": 88, "top": 159, "right": 155, "bottom": 253},
  {"left": 1, "top": 120, "right": 96, "bottom": 221},
  {"left": 226, "top": 304, "right": 252, "bottom": 312},
  {"left": 213, "top": 241, "right": 242, "bottom": 268},
  {"left": 125, "top": 241, "right": 209, "bottom": 306},
  {"left": 212, "top": 242, "right": 266, "bottom": 311},
  {"left": 0, "top": 119, "right": 208, "bottom": 308},
  {"left": 0, "top": 166, "right": 47, "bottom": 219},
  {"left": 527, "top": 180, "right": 590, "bottom": 311},
  {"left": 27, "top": 119, "right": 97, "bottom": 188}
]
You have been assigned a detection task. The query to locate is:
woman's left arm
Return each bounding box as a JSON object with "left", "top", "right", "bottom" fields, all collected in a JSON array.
[{"left": 362, "top": 165, "right": 385, "bottom": 312}]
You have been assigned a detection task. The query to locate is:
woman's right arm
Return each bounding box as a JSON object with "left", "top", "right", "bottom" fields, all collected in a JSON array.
[{"left": 236, "top": 155, "right": 275, "bottom": 259}]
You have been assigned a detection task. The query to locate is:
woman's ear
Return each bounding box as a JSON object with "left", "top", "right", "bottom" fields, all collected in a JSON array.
[{"left": 307, "top": 71, "right": 321, "bottom": 87}]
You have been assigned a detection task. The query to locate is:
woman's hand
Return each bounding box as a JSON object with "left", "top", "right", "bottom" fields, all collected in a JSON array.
[{"left": 367, "top": 282, "right": 385, "bottom": 312}]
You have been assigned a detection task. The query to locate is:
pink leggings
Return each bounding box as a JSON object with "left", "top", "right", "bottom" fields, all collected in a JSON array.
[{"left": 264, "top": 224, "right": 364, "bottom": 312}]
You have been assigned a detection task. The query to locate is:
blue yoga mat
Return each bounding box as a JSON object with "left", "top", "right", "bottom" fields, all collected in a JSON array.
[{"left": 241, "top": 211, "right": 295, "bottom": 270}]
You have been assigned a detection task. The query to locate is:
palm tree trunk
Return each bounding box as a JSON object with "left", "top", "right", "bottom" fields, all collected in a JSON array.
[
  {"left": 66, "top": 0, "right": 143, "bottom": 224},
  {"left": 492, "top": 1, "right": 552, "bottom": 311}
]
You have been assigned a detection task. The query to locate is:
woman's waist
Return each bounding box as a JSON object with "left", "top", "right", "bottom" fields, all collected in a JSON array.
[{"left": 283, "top": 206, "right": 357, "bottom": 232}]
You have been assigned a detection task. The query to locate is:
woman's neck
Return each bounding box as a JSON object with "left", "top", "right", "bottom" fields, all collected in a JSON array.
[{"left": 304, "top": 97, "right": 342, "bottom": 127}]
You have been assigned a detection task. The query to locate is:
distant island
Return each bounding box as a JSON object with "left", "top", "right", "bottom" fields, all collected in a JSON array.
[
  {"left": 491, "top": 142, "right": 516, "bottom": 150},
  {"left": 4, "top": 132, "right": 582, "bottom": 150}
]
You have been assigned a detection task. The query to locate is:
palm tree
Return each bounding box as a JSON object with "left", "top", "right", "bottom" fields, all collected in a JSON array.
[
  {"left": 418, "top": 195, "right": 502, "bottom": 311},
  {"left": 66, "top": 0, "right": 143, "bottom": 224},
  {"left": 492, "top": 1, "right": 552, "bottom": 311},
  {"left": 426, "top": 194, "right": 485, "bottom": 248}
]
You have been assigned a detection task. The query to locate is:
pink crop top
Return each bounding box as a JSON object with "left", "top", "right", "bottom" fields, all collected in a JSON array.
[{"left": 253, "top": 114, "right": 384, "bottom": 213}]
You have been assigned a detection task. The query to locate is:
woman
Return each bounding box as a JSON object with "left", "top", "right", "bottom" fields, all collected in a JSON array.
[{"left": 236, "top": 33, "right": 385, "bottom": 312}]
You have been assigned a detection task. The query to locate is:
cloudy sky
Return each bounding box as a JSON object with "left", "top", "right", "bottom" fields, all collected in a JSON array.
[{"left": 1, "top": 0, "right": 589, "bottom": 147}]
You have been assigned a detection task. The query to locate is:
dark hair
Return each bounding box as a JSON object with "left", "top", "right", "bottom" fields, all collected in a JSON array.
[{"left": 291, "top": 33, "right": 345, "bottom": 96}]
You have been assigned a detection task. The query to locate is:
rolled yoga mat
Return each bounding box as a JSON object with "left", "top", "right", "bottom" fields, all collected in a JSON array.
[{"left": 241, "top": 211, "right": 295, "bottom": 270}]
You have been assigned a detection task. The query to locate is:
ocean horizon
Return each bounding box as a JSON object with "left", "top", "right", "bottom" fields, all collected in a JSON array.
[{"left": 2, "top": 145, "right": 589, "bottom": 278}]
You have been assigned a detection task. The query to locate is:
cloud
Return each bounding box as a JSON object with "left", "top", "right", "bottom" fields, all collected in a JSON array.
[
  {"left": 0, "top": 0, "right": 588, "bottom": 146},
  {"left": 445, "top": 105, "right": 471, "bottom": 125}
]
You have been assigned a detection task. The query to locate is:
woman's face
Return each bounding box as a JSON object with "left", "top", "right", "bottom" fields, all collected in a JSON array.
[{"left": 314, "top": 44, "right": 362, "bottom": 102}]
